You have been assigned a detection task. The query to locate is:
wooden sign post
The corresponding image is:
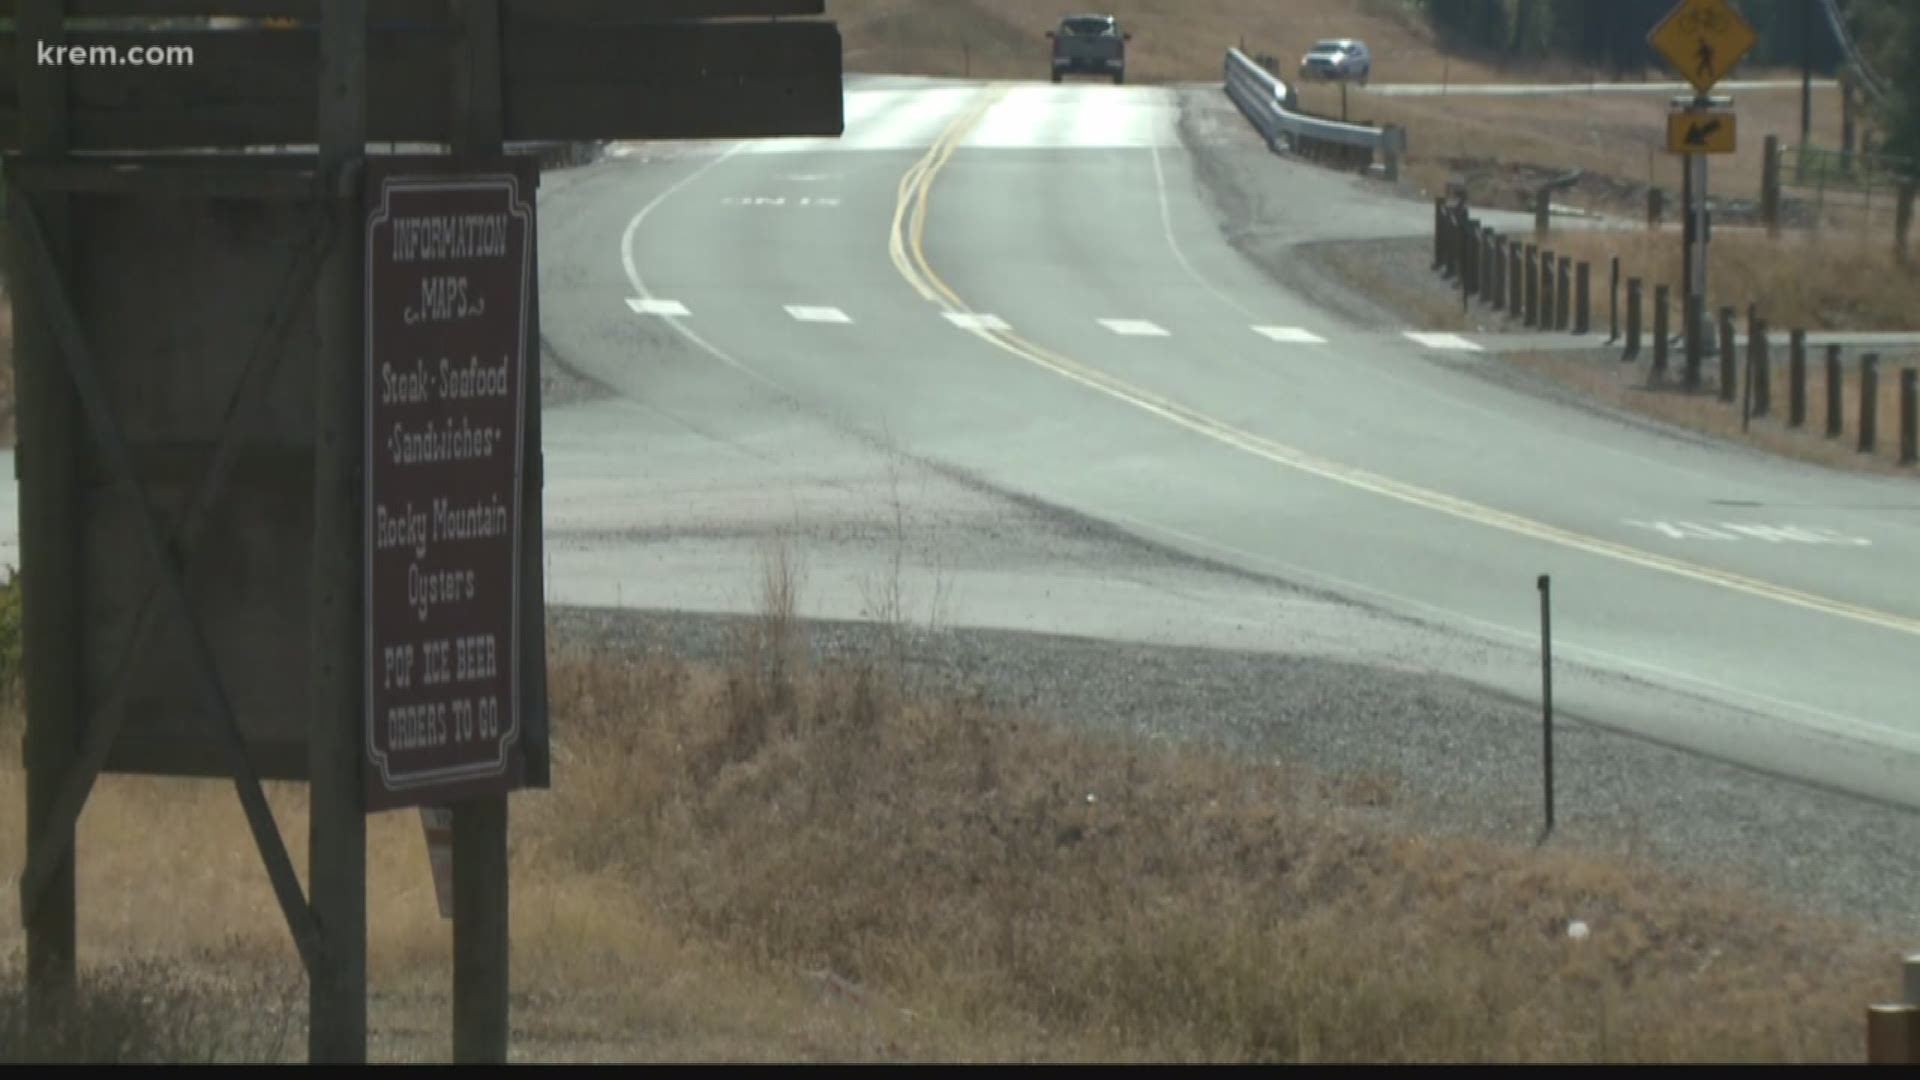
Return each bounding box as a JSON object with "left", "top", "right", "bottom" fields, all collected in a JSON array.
[{"left": 1, "top": 0, "right": 843, "bottom": 1063}]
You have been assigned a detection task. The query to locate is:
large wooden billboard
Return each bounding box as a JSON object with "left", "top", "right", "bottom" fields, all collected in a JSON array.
[{"left": 3, "top": 0, "right": 842, "bottom": 1063}]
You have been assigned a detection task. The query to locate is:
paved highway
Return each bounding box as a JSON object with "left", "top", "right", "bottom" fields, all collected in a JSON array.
[{"left": 410, "top": 78, "right": 1920, "bottom": 808}]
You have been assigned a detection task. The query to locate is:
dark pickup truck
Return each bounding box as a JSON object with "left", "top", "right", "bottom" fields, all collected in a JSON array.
[{"left": 1047, "top": 14, "right": 1131, "bottom": 85}]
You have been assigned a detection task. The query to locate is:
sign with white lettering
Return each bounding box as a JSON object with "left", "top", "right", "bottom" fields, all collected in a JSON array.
[{"left": 364, "top": 160, "right": 535, "bottom": 811}]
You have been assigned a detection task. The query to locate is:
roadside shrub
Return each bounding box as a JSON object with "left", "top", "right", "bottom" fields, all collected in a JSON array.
[{"left": 0, "top": 957, "right": 295, "bottom": 1063}]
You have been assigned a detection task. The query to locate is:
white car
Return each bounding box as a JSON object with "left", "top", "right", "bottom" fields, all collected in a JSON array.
[{"left": 1299, "top": 38, "right": 1371, "bottom": 85}]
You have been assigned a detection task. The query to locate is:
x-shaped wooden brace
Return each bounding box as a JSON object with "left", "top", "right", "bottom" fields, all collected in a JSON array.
[{"left": 12, "top": 188, "right": 333, "bottom": 975}]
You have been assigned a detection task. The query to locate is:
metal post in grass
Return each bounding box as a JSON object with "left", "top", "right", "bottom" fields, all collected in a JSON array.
[
  {"left": 1624, "top": 277, "right": 1642, "bottom": 360},
  {"left": 1434, "top": 198, "right": 1448, "bottom": 274},
  {"left": 1828, "top": 344, "right": 1845, "bottom": 438},
  {"left": 1575, "top": 261, "right": 1590, "bottom": 335},
  {"left": 1903, "top": 369, "right": 1918, "bottom": 466},
  {"left": 1555, "top": 256, "right": 1571, "bottom": 331},
  {"left": 1789, "top": 330, "right": 1807, "bottom": 428},
  {"left": 1652, "top": 283, "right": 1669, "bottom": 378},
  {"left": 1753, "top": 319, "right": 1771, "bottom": 418},
  {"left": 1861, "top": 354, "right": 1881, "bottom": 453},
  {"left": 1538, "top": 574, "right": 1555, "bottom": 842},
  {"left": 1719, "top": 306, "right": 1737, "bottom": 403}
]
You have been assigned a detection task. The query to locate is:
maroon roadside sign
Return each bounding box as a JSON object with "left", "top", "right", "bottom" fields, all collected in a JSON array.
[{"left": 364, "top": 159, "right": 536, "bottom": 811}]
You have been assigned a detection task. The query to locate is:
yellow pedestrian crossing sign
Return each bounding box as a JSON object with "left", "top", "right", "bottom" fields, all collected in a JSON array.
[{"left": 1649, "top": 0, "right": 1758, "bottom": 96}]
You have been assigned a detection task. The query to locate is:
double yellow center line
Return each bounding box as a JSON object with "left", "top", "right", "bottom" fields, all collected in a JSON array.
[{"left": 887, "top": 88, "right": 1920, "bottom": 639}]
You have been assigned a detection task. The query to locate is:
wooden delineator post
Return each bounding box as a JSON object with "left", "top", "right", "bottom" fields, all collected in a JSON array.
[
  {"left": 1719, "top": 306, "right": 1737, "bottom": 403},
  {"left": 1491, "top": 235, "right": 1506, "bottom": 311},
  {"left": 1540, "top": 249, "right": 1555, "bottom": 329},
  {"left": 1683, "top": 293, "right": 1704, "bottom": 389},
  {"left": 1652, "top": 283, "right": 1670, "bottom": 378},
  {"left": 1574, "top": 261, "right": 1590, "bottom": 336},
  {"left": 1526, "top": 245, "right": 1541, "bottom": 329},
  {"left": 1861, "top": 354, "right": 1881, "bottom": 453},
  {"left": 1555, "top": 256, "right": 1571, "bottom": 332},
  {"left": 1789, "top": 329, "right": 1807, "bottom": 428},
  {"left": 1827, "top": 344, "right": 1845, "bottom": 439},
  {"left": 1608, "top": 255, "right": 1620, "bottom": 342},
  {"left": 1509, "top": 239, "right": 1522, "bottom": 320},
  {"left": 1902, "top": 368, "right": 1918, "bottom": 467},
  {"left": 1624, "top": 277, "right": 1642, "bottom": 361}
]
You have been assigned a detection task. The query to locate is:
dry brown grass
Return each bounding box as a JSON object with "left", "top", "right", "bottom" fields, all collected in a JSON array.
[
  {"left": 0, "top": 543, "right": 1907, "bottom": 1061},
  {"left": 1507, "top": 345, "right": 1920, "bottom": 478},
  {"left": 835, "top": 0, "right": 1505, "bottom": 85},
  {"left": 1314, "top": 240, "right": 1477, "bottom": 332},
  {"left": 1533, "top": 228, "right": 1919, "bottom": 332},
  {"left": 1296, "top": 83, "right": 1854, "bottom": 217},
  {"left": 847, "top": 0, "right": 1829, "bottom": 87}
]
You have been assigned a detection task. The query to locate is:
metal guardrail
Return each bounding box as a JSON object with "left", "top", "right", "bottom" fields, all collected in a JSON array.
[{"left": 1223, "top": 47, "right": 1405, "bottom": 179}]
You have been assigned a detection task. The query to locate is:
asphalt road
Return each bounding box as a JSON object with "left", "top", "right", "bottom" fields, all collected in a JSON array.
[{"left": 529, "top": 76, "right": 1920, "bottom": 811}]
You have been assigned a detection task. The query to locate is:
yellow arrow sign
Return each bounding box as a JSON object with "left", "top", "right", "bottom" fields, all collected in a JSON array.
[
  {"left": 1649, "top": 0, "right": 1758, "bottom": 96},
  {"left": 1667, "top": 108, "right": 1737, "bottom": 154}
]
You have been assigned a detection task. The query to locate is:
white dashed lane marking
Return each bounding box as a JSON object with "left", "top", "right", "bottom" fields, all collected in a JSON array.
[
  {"left": 627, "top": 298, "right": 689, "bottom": 316},
  {"left": 1099, "top": 319, "right": 1171, "bottom": 337},
  {"left": 1253, "top": 326, "right": 1328, "bottom": 344},
  {"left": 945, "top": 313, "right": 1012, "bottom": 332},
  {"left": 1403, "top": 332, "right": 1483, "bottom": 352},
  {"left": 787, "top": 305, "right": 854, "bottom": 324}
]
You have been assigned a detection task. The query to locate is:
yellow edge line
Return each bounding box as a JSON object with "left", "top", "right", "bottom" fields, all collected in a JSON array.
[{"left": 886, "top": 89, "right": 1920, "bottom": 641}]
